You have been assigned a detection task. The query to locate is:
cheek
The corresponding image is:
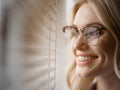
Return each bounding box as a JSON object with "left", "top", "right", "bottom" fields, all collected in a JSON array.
[
  {"left": 70, "top": 39, "right": 76, "bottom": 55},
  {"left": 97, "top": 34, "right": 116, "bottom": 60},
  {"left": 101, "top": 41, "right": 114, "bottom": 54},
  {"left": 71, "top": 38, "right": 77, "bottom": 48}
]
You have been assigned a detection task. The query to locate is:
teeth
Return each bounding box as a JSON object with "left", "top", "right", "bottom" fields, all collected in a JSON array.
[{"left": 78, "top": 56, "right": 97, "bottom": 61}]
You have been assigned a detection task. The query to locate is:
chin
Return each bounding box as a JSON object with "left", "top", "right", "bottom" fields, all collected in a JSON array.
[{"left": 76, "top": 65, "right": 96, "bottom": 78}]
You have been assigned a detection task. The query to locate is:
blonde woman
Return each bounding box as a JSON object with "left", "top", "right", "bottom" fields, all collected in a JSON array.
[{"left": 63, "top": 0, "right": 120, "bottom": 90}]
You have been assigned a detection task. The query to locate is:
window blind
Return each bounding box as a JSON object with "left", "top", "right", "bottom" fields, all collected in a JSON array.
[{"left": 22, "top": 0, "right": 57, "bottom": 90}]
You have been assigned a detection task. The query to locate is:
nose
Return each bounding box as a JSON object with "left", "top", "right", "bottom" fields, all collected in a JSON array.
[{"left": 72, "top": 35, "right": 89, "bottom": 50}]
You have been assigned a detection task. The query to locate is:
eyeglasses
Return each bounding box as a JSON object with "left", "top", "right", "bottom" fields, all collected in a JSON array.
[{"left": 63, "top": 23, "right": 106, "bottom": 45}]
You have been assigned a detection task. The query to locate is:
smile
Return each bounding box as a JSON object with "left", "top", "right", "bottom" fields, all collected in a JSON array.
[{"left": 77, "top": 56, "right": 98, "bottom": 61}]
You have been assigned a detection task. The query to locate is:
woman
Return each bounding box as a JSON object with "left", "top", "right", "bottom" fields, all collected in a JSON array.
[{"left": 63, "top": 0, "right": 120, "bottom": 90}]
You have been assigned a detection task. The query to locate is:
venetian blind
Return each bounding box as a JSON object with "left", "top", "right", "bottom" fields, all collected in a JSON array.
[{"left": 22, "top": 0, "right": 57, "bottom": 90}]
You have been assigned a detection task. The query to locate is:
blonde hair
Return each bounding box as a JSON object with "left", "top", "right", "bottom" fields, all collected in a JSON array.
[{"left": 66, "top": 0, "right": 120, "bottom": 90}]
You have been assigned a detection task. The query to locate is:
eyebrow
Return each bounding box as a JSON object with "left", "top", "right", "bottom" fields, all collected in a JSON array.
[
  {"left": 85, "top": 22, "right": 106, "bottom": 27},
  {"left": 73, "top": 22, "right": 105, "bottom": 28}
]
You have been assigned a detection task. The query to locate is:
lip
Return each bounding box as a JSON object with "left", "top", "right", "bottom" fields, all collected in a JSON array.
[{"left": 76, "top": 59, "right": 96, "bottom": 66}]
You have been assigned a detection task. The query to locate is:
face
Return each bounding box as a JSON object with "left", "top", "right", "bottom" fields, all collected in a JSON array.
[{"left": 71, "top": 3, "right": 116, "bottom": 78}]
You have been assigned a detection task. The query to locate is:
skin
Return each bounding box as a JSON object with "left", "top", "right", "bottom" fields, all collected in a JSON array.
[{"left": 71, "top": 3, "right": 120, "bottom": 90}]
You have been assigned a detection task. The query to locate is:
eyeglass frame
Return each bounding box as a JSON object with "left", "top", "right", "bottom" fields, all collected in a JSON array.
[{"left": 62, "top": 23, "right": 107, "bottom": 45}]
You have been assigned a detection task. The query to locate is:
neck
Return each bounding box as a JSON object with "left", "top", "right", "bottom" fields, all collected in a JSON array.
[{"left": 96, "top": 71, "right": 120, "bottom": 90}]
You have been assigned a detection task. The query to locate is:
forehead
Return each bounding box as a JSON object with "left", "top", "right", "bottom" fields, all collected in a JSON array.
[{"left": 73, "top": 3, "right": 100, "bottom": 28}]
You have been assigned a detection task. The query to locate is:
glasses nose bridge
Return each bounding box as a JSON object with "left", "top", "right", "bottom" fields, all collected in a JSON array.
[
  {"left": 75, "top": 27, "right": 85, "bottom": 42},
  {"left": 77, "top": 27, "right": 84, "bottom": 37},
  {"left": 76, "top": 27, "right": 89, "bottom": 45},
  {"left": 74, "top": 29, "right": 88, "bottom": 50}
]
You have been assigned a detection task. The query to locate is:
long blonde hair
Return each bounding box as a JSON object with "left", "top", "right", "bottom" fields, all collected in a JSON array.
[{"left": 66, "top": 0, "right": 120, "bottom": 90}]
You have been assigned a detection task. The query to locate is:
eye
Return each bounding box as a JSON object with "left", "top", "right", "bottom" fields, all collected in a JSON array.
[
  {"left": 83, "top": 27, "right": 99, "bottom": 40},
  {"left": 64, "top": 27, "right": 79, "bottom": 39},
  {"left": 71, "top": 28, "right": 79, "bottom": 37},
  {"left": 89, "top": 30, "right": 98, "bottom": 36}
]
